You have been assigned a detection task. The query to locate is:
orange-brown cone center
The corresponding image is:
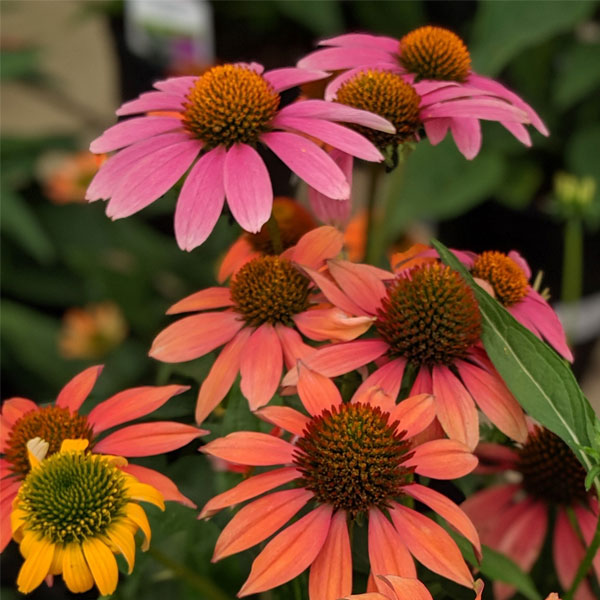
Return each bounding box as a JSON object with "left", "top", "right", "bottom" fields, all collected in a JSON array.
[{"left": 471, "top": 251, "right": 529, "bottom": 307}]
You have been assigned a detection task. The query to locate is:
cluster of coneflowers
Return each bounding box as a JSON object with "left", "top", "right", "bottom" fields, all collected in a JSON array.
[{"left": 1, "top": 25, "right": 596, "bottom": 600}]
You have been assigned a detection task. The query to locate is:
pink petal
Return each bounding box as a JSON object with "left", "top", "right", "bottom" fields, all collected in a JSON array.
[
  {"left": 94, "top": 422, "right": 204, "bottom": 456},
  {"left": 293, "top": 308, "right": 374, "bottom": 342},
  {"left": 261, "top": 131, "right": 350, "bottom": 200},
  {"left": 297, "top": 362, "right": 342, "bottom": 416},
  {"left": 501, "top": 121, "right": 532, "bottom": 146},
  {"left": 448, "top": 118, "right": 482, "bottom": 160},
  {"left": 115, "top": 91, "right": 185, "bottom": 116},
  {"left": 213, "top": 488, "right": 313, "bottom": 560},
  {"left": 195, "top": 328, "right": 252, "bottom": 424},
  {"left": 474, "top": 442, "right": 519, "bottom": 473},
  {"left": 273, "top": 115, "right": 383, "bottom": 162},
  {"left": 457, "top": 359, "right": 528, "bottom": 443},
  {"left": 224, "top": 144, "right": 272, "bottom": 234},
  {"left": 1, "top": 479, "right": 20, "bottom": 552},
  {"left": 174, "top": 146, "right": 227, "bottom": 251},
  {"left": 55, "top": 365, "right": 103, "bottom": 412},
  {"left": 419, "top": 85, "right": 491, "bottom": 104},
  {"left": 278, "top": 99, "right": 395, "bottom": 132},
  {"left": 575, "top": 502, "right": 600, "bottom": 581},
  {"left": 301, "top": 265, "right": 365, "bottom": 316},
  {"left": 153, "top": 76, "right": 196, "bottom": 95},
  {"left": 167, "top": 287, "right": 233, "bottom": 314},
  {"left": 218, "top": 236, "right": 257, "bottom": 283},
  {"left": 297, "top": 46, "right": 395, "bottom": 71},
  {"left": 263, "top": 67, "right": 329, "bottom": 92},
  {"left": 421, "top": 98, "right": 529, "bottom": 122},
  {"left": 121, "top": 464, "right": 196, "bottom": 508},
  {"left": 328, "top": 259, "right": 387, "bottom": 315},
  {"left": 199, "top": 467, "right": 300, "bottom": 519},
  {"left": 255, "top": 406, "right": 310, "bottom": 437},
  {"left": 309, "top": 510, "right": 352, "bottom": 600},
  {"left": 1, "top": 397, "right": 38, "bottom": 426},
  {"left": 368, "top": 508, "right": 416, "bottom": 578},
  {"left": 87, "top": 384, "right": 188, "bottom": 433},
  {"left": 424, "top": 118, "right": 451, "bottom": 146},
  {"left": 106, "top": 140, "right": 202, "bottom": 219},
  {"left": 405, "top": 484, "right": 481, "bottom": 559},
  {"left": 240, "top": 324, "right": 283, "bottom": 410},
  {"left": 149, "top": 311, "right": 243, "bottom": 363},
  {"left": 390, "top": 505, "right": 473, "bottom": 587},
  {"left": 352, "top": 359, "right": 407, "bottom": 412},
  {"left": 90, "top": 117, "right": 183, "bottom": 153},
  {"left": 275, "top": 324, "right": 314, "bottom": 369},
  {"left": 432, "top": 366, "right": 479, "bottom": 450},
  {"left": 388, "top": 393, "right": 436, "bottom": 439},
  {"left": 319, "top": 33, "right": 400, "bottom": 53},
  {"left": 238, "top": 505, "right": 333, "bottom": 597},
  {"left": 202, "top": 432, "right": 296, "bottom": 466},
  {"left": 291, "top": 225, "right": 344, "bottom": 269},
  {"left": 507, "top": 249, "right": 532, "bottom": 279},
  {"left": 406, "top": 439, "right": 478, "bottom": 479}
]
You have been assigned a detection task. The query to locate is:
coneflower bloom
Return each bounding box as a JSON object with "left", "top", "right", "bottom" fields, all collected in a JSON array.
[
  {"left": 282, "top": 257, "right": 528, "bottom": 450},
  {"left": 217, "top": 196, "right": 316, "bottom": 283},
  {"left": 298, "top": 26, "right": 548, "bottom": 158},
  {"left": 150, "top": 226, "right": 375, "bottom": 423},
  {"left": 1, "top": 365, "right": 204, "bottom": 552},
  {"left": 468, "top": 250, "right": 573, "bottom": 361},
  {"left": 87, "top": 63, "right": 395, "bottom": 251},
  {"left": 200, "top": 365, "right": 481, "bottom": 599},
  {"left": 11, "top": 438, "right": 164, "bottom": 595},
  {"left": 462, "top": 426, "right": 599, "bottom": 600}
]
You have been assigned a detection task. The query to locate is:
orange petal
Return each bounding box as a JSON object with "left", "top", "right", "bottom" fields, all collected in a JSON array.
[
  {"left": 121, "top": 464, "right": 196, "bottom": 508},
  {"left": 293, "top": 307, "right": 374, "bottom": 342},
  {"left": 353, "top": 359, "right": 407, "bottom": 411},
  {"left": 275, "top": 323, "right": 314, "bottom": 369},
  {"left": 167, "top": 286, "right": 233, "bottom": 314},
  {"left": 292, "top": 225, "right": 343, "bottom": 269},
  {"left": 378, "top": 575, "right": 433, "bottom": 600},
  {"left": 255, "top": 406, "right": 310, "bottom": 436},
  {"left": 55, "top": 365, "right": 103, "bottom": 412},
  {"left": 1, "top": 397, "right": 38, "bottom": 426},
  {"left": 218, "top": 236, "right": 257, "bottom": 283},
  {"left": 202, "top": 432, "right": 295, "bottom": 466},
  {"left": 388, "top": 394, "right": 435, "bottom": 439},
  {"left": 297, "top": 362, "right": 342, "bottom": 416},
  {"left": 406, "top": 439, "right": 478, "bottom": 479}
]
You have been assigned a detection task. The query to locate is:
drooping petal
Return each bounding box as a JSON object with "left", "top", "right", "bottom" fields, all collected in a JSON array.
[
  {"left": 90, "top": 116, "right": 183, "bottom": 153},
  {"left": 55, "top": 365, "right": 103, "bottom": 412},
  {"left": 202, "top": 432, "right": 296, "bottom": 466},
  {"left": 293, "top": 308, "right": 374, "bottom": 342},
  {"left": 432, "top": 366, "right": 479, "bottom": 450},
  {"left": 291, "top": 225, "right": 344, "bottom": 269},
  {"left": 390, "top": 505, "right": 474, "bottom": 587},
  {"left": 275, "top": 324, "right": 314, "bottom": 369},
  {"left": 301, "top": 265, "right": 365, "bottom": 316},
  {"left": 149, "top": 311, "right": 243, "bottom": 362},
  {"left": 309, "top": 510, "right": 352, "bottom": 600},
  {"left": 174, "top": 146, "right": 227, "bottom": 251},
  {"left": 104, "top": 521, "right": 136, "bottom": 574},
  {"left": 17, "top": 536, "right": 55, "bottom": 593},
  {"left": 255, "top": 406, "right": 310, "bottom": 437},
  {"left": 264, "top": 67, "right": 329, "bottom": 92},
  {"left": 240, "top": 323, "right": 283, "bottom": 411},
  {"left": 121, "top": 464, "right": 196, "bottom": 508},
  {"left": 62, "top": 543, "right": 94, "bottom": 593},
  {"left": 352, "top": 359, "right": 407, "bottom": 412},
  {"left": 261, "top": 131, "right": 349, "bottom": 200},
  {"left": 115, "top": 91, "right": 185, "bottom": 116},
  {"left": 87, "top": 385, "right": 188, "bottom": 433},
  {"left": 81, "top": 537, "right": 119, "bottom": 596},
  {"left": 368, "top": 508, "right": 416, "bottom": 578},
  {"left": 297, "top": 362, "right": 342, "bottom": 416},
  {"left": 125, "top": 503, "right": 152, "bottom": 550},
  {"left": 94, "top": 422, "right": 204, "bottom": 456},
  {"left": 501, "top": 121, "right": 532, "bottom": 146},
  {"left": 238, "top": 505, "right": 333, "bottom": 597},
  {"left": 421, "top": 98, "right": 529, "bottom": 122},
  {"left": 199, "top": 467, "right": 300, "bottom": 519},
  {"left": 448, "top": 118, "right": 482, "bottom": 160},
  {"left": 167, "top": 287, "right": 233, "bottom": 314},
  {"left": 406, "top": 439, "right": 478, "bottom": 479},
  {"left": 213, "top": 488, "right": 313, "bottom": 560},
  {"left": 388, "top": 393, "right": 436, "bottom": 439},
  {"left": 424, "top": 117, "right": 451, "bottom": 145}
]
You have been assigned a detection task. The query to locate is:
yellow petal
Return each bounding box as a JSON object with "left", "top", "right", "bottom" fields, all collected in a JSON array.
[
  {"left": 125, "top": 502, "right": 151, "bottom": 551},
  {"left": 17, "top": 536, "right": 55, "bottom": 593},
  {"left": 100, "top": 453, "right": 128, "bottom": 468},
  {"left": 104, "top": 521, "right": 136, "bottom": 574},
  {"left": 60, "top": 439, "right": 89, "bottom": 453},
  {"left": 11, "top": 507, "right": 27, "bottom": 536},
  {"left": 63, "top": 542, "right": 94, "bottom": 593},
  {"left": 82, "top": 537, "right": 119, "bottom": 596},
  {"left": 124, "top": 481, "right": 165, "bottom": 511},
  {"left": 49, "top": 544, "right": 66, "bottom": 575},
  {"left": 19, "top": 531, "right": 36, "bottom": 558}
]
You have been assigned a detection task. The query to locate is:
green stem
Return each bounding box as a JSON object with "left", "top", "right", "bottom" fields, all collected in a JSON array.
[
  {"left": 561, "top": 218, "right": 583, "bottom": 338},
  {"left": 564, "top": 508, "right": 600, "bottom": 600},
  {"left": 266, "top": 212, "right": 283, "bottom": 255},
  {"left": 147, "top": 546, "right": 231, "bottom": 600},
  {"left": 365, "top": 162, "right": 382, "bottom": 265}
]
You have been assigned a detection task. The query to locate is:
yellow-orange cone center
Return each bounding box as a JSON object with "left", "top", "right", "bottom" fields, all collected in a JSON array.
[{"left": 471, "top": 251, "right": 529, "bottom": 306}]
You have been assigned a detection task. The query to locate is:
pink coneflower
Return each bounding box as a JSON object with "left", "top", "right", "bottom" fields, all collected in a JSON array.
[
  {"left": 0, "top": 365, "right": 204, "bottom": 552},
  {"left": 283, "top": 256, "right": 528, "bottom": 450},
  {"left": 462, "top": 427, "right": 599, "bottom": 600},
  {"left": 200, "top": 364, "right": 481, "bottom": 599},
  {"left": 468, "top": 250, "right": 573, "bottom": 361},
  {"left": 87, "top": 63, "right": 395, "bottom": 251},
  {"left": 150, "top": 226, "right": 375, "bottom": 423},
  {"left": 298, "top": 26, "right": 548, "bottom": 158}
]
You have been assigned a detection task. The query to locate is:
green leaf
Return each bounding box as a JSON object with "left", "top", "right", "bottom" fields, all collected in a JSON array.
[
  {"left": 273, "top": 0, "right": 344, "bottom": 36},
  {"left": 433, "top": 240, "right": 599, "bottom": 475},
  {"left": 470, "top": 0, "right": 596, "bottom": 76},
  {"left": 553, "top": 42, "right": 600, "bottom": 109},
  {"left": 0, "top": 48, "right": 41, "bottom": 81}
]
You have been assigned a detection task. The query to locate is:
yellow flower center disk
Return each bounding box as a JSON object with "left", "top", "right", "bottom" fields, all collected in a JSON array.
[
  {"left": 471, "top": 251, "right": 529, "bottom": 307},
  {"left": 376, "top": 263, "right": 482, "bottom": 365},
  {"left": 293, "top": 402, "right": 412, "bottom": 518},
  {"left": 399, "top": 26, "right": 471, "bottom": 83},
  {"left": 517, "top": 427, "right": 588, "bottom": 505},
  {"left": 247, "top": 197, "right": 316, "bottom": 255},
  {"left": 230, "top": 255, "right": 310, "bottom": 327},
  {"left": 183, "top": 64, "right": 280, "bottom": 148},
  {"left": 5, "top": 406, "right": 95, "bottom": 479},
  {"left": 16, "top": 451, "right": 128, "bottom": 544},
  {"left": 335, "top": 70, "right": 421, "bottom": 149}
]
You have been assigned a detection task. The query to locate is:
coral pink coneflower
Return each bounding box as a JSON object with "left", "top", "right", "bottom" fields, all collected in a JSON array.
[
  {"left": 87, "top": 63, "right": 395, "bottom": 251},
  {"left": 298, "top": 26, "right": 548, "bottom": 159},
  {"left": 150, "top": 226, "right": 375, "bottom": 424},
  {"left": 282, "top": 255, "right": 529, "bottom": 450},
  {"left": 1, "top": 365, "right": 204, "bottom": 552},
  {"left": 462, "top": 426, "right": 599, "bottom": 600},
  {"left": 200, "top": 364, "right": 481, "bottom": 600}
]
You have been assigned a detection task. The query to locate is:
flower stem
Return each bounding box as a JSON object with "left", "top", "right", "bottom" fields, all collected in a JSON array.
[
  {"left": 561, "top": 217, "right": 583, "bottom": 338},
  {"left": 147, "top": 546, "right": 231, "bottom": 600},
  {"left": 266, "top": 212, "right": 283, "bottom": 255}
]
